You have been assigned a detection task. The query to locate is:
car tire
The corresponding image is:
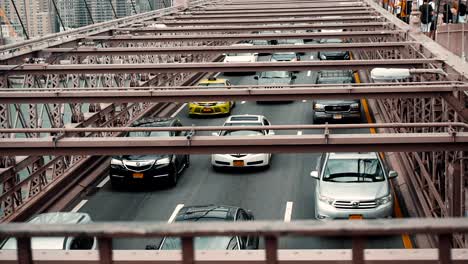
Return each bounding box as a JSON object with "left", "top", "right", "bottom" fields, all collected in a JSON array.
[
  {"left": 110, "top": 179, "right": 123, "bottom": 190},
  {"left": 313, "top": 116, "right": 322, "bottom": 124},
  {"left": 168, "top": 164, "right": 178, "bottom": 187},
  {"left": 212, "top": 165, "right": 222, "bottom": 172}
]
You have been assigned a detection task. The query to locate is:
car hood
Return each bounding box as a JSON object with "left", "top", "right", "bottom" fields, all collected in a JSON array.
[
  {"left": 224, "top": 56, "right": 255, "bottom": 63},
  {"left": 115, "top": 154, "right": 170, "bottom": 162},
  {"left": 321, "top": 51, "right": 348, "bottom": 56},
  {"left": 258, "top": 78, "right": 291, "bottom": 85},
  {"left": 315, "top": 100, "right": 359, "bottom": 105},
  {"left": 319, "top": 181, "right": 389, "bottom": 201}
]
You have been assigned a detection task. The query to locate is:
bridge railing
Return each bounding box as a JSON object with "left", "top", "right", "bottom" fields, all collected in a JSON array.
[{"left": 0, "top": 218, "right": 468, "bottom": 264}]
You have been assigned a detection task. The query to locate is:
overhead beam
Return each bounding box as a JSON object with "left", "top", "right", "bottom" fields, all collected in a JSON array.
[
  {"left": 0, "top": 60, "right": 439, "bottom": 75},
  {"left": 0, "top": 132, "right": 467, "bottom": 156},
  {"left": 174, "top": 10, "right": 375, "bottom": 18},
  {"left": 201, "top": 3, "right": 365, "bottom": 11},
  {"left": 43, "top": 43, "right": 413, "bottom": 56},
  {"left": 117, "top": 22, "right": 390, "bottom": 33},
  {"left": 159, "top": 16, "right": 382, "bottom": 25},
  {"left": 187, "top": 7, "right": 373, "bottom": 14},
  {"left": 0, "top": 84, "right": 465, "bottom": 104}
]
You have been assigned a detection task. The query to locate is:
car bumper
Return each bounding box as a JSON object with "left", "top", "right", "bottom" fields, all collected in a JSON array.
[
  {"left": 315, "top": 200, "right": 393, "bottom": 220},
  {"left": 110, "top": 165, "right": 172, "bottom": 184},
  {"left": 189, "top": 104, "right": 230, "bottom": 115},
  {"left": 211, "top": 154, "right": 270, "bottom": 168},
  {"left": 313, "top": 111, "right": 361, "bottom": 121}
]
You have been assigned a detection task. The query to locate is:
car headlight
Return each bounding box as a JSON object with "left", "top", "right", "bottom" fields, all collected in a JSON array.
[
  {"left": 350, "top": 103, "right": 360, "bottom": 109},
  {"left": 314, "top": 103, "right": 325, "bottom": 111},
  {"left": 376, "top": 194, "right": 392, "bottom": 205},
  {"left": 110, "top": 159, "right": 123, "bottom": 166},
  {"left": 155, "top": 157, "right": 171, "bottom": 165},
  {"left": 318, "top": 193, "right": 334, "bottom": 205},
  {"left": 319, "top": 53, "right": 327, "bottom": 59}
]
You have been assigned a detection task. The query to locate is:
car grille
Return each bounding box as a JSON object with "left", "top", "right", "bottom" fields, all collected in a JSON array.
[
  {"left": 198, "top": 103, "right": 217, "bottom": 106},
  {"left": 334, "top": 200, "right": 377, "bottom": 209},
  {"left": 324, "top": 105, "right": 350, "bottom": 112},
  {"left": 124, "top": 164, "right": 153, "bottom": 172},
  {"left": 230, "top": 154, "right": 247, "bottom": 158}
]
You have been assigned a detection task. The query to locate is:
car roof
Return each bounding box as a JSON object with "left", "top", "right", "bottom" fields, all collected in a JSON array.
[
  {"left": 231, "top": 43, "right": 254, "bottom": 47},
  {"left": 175, "top": 205, "right": 238, "bottom": 222},
  {"left": 328, "top": 152, "right": 379, "bottom": 160},
  {"left": 1, "top": 212, "right": 92, "bottom": 250},
  {"left": 199, "top": 77, "right": 228, "bottom": 84},
  {"left": 225, "top": 115, "right": 263, "bottom": 123},
  {"left": 132, "top": 117, "right": 178, "bottom": 127}
]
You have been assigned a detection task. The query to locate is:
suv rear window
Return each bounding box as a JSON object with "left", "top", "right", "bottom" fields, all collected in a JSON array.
[{"left": 323, "top": 158, "right": 385, "bottom": 182}]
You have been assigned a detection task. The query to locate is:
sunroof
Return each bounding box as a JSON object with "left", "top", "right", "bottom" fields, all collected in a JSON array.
[{"left": 230, "top": 116, "right": 259, "bottom": 121}]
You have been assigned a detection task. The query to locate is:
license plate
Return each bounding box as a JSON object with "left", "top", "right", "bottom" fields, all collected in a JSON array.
[
  {"left": 203, "top": 108, "right": 212, "bottom": 112},
  {"left": 233, "top": 160, "right": 244, "bottom": 167},
  {"left": 333, "top": 114, "right": 343, "bottom": 119},
  {"left": 133, "top": 173, "right": 144, "bottom": 179},
  {"left": 349, "top": 214, "right": 363, "bottom": 220}
]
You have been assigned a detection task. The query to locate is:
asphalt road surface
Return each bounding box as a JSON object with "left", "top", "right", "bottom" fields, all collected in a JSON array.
[{"left": 69, "top": 49, "right": 406, "bottom": 250}]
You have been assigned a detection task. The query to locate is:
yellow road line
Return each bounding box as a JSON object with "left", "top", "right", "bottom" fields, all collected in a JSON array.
[{"left": 355, "top": 72, "right": 414, "bottom": 249}]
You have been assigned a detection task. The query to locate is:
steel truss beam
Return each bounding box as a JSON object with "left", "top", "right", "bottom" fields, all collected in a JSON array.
[
  {"left": 176, "top": 10, "right": 374, "bottom": 18},
  {"left": 187, "top": 7, "right": 373, "bottom": 14},
  {"left": 116, "top": 22, "right": 390, "bottom": 33},
  {"left": 43, "top": 42, "right": 414, "bottom": 56},
  {"left": 1, "top": 83, "right": 466, "bottom": 104},
  {"left": 0, "top": 60, "right": 437, "bottom": 75},
  {"left": 0, "top": 132, "right": 467, "bottom": 156},
  {"left": 201, "top": 3, "right": 365, "bottom": 10},
  {"left": 159, "top": 16, "right": 382, "bottom": 25}
]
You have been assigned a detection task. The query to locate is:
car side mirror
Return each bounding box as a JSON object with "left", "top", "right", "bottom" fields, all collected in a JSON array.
[
  {"left": 246, "top": 210, "right": 254, "bottom": 220},
  {"left": 291, "top": 75, "right": 297, "bottom": 80},
  {"left": 388, "top": 171, "right": 398, "bottom": 179},
  {"left": 222, "top": 53, "right": 226, "bottom": 56},
  {"left": 310, "top": 171, "right": 319, "bottom": 179},
  {"left": 254, "top": 75, "right": 259, "bottom": 80},
  {"left": 212, "top": 132, "right": 219, "bottom": 136},
  {"left": 268, "top": 130, "right": 275, "bottom": 135}
]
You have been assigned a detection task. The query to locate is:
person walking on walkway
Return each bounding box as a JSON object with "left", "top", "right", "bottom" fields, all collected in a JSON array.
[{"left": 420, "top": 0, "right": 434, "bottom": 35}]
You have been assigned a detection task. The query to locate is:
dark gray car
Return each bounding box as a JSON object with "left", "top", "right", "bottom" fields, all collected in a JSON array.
[
  {"left": 255, "top": 71, "right": 296, "bottom": 103},
  {"left": 312, "top": 70, "right": 361, "bottom": 123},
  {"left": 318, "top": 38, "right": 350, "bottom": 60}
]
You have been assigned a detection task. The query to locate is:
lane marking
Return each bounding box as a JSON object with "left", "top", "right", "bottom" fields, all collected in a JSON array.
[
  {"left": 284, "top": 201, "right": 293, "bottom": 222},
  {"left": 356, "top": 71, "right": 413, "bottom": 249},
  {"left": 241, "top": 101, "right": 246, "bottom": 104},
  {"left": 97, "top": 176, "right": 110, "bottom": 188},
  {"left": 71, "top": 200, "right": 88, "bottom": 213},
  {"left": 307, "top": 70, "right": 311, "bottom": 77},
  {"left": 214, "top": 72, "right": 221, "bottom": 77},
  {"left": 302, "top": 100, "right": 307, "bottom": 103},
  {"left": 171, "top": 103, "right": 187, "bottom": 118},
  {"left": 310, "top": 55, "right": 314, "bottom": 60},
  {"left": 297, "top": 131, "right": 303, "bottom": 136},
  {"left": 168, "top": 204, "right": 185, "bottom": 223}
]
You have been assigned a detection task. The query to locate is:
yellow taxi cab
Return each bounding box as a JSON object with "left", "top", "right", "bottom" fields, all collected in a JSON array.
[{"left": 188, "top": 77, "right": 235, "bottom": 116}]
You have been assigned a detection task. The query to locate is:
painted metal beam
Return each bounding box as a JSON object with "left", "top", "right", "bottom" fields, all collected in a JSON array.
[
  {"left": 175, "top": 10, "right": 375, "bottom": 18},
  {"left": 43, "top": 42, "right": 413, "bottom": 56},
  {"left": 0, "top": 84, "right": 466, "bottom": 104},
  {"left": 0, "top": 132, "right": 467, "bottom": 156},
  {"left": 0, "top": 60, "right": 438, "bottom": 75},
  {"left": 159, "top": 16, "right": 383, "bottom": 25}
]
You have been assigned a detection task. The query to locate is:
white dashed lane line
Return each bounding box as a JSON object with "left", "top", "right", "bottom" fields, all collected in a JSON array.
[
  {"left": 307, "top": 70, "right": 311, "bottom": 77},
  {"left": 171, "top": 103, "right": 187, "bottom": 118},
  {"left": 241, "top": 101, "right": 246, "bottom": 104},
  {"left": 297, "top": 131, "right": 303, "bottom": 136},
  {"left": 71, "top": 200, "right": 88, "bottom": 213},
  {"left": 97, "top": 176, "right": 110, "bottom": 188},
  {"left": 284, "top": 201, "right": 293, "bottom": 222},
  {"left": 168, "top": 204, "right": 185, "bottom": 223}
]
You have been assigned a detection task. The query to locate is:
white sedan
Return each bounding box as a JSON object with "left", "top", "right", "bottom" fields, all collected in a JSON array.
[
  {"left": 223, "top": 43, "right": 258, "bottom": 63},
  {"left": 211, "top": 115, "right": 274, "bottom": 170}
]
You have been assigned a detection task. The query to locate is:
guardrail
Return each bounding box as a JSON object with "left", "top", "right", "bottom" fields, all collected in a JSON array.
[{"left": 0, "top": 218, "right": 467, "bottom": 264}]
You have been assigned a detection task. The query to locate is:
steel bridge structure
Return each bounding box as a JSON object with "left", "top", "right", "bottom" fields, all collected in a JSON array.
[{"left": 0, "top": 0, "right": 467, "bottom": 263}]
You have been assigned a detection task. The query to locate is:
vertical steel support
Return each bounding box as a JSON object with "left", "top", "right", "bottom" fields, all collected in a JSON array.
[
  {"left": 438, "top": 234, "right": 452, "bottom": 264},
  {"left": 265, "top": 236, "right": 278, "bottom": 264},
  {"left": 17, "top": 237, "right": 33, "bottom": 264},
  {"left": 182, "top": 237, "right": 194, "bottom": 264},
  {"left": 352, "top": 237, "right": 365, "bottom": 264},
  {"left": 98, "top": 237, "right": 113, "bottom": 264}
]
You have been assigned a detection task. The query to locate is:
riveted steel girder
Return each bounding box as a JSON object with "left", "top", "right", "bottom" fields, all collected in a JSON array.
[
  {"left": 0, "top": 60, "right": 438, "bottom": 75},
  {"left": 43, "top": 42, "right": 413, "bottom": 56},
  {"left": 159, "top": 16, "right": 382, "bottom": 25},
  {"left": 176, "top": 10, "right": 374, "bottom": 18}
]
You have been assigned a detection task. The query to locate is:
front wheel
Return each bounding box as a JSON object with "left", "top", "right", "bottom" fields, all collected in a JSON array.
[
  {"left": 167, "top": 164, "right": 178, "bottom": 187},
  {"left": 185, "top": 155, "right": 190, "bottom": 168}
]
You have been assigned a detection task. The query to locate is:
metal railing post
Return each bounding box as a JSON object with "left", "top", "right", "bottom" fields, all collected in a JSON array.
[
  {"left": 98, "top": 237, "right": 113, "bottom": 264},
  {"left": 265, "top": 236, "right": 278, "bottom": 264},
  {"left": 438, "top": 234, "right": 452, "bottom": 264},
  {"left": 182, "top": 236, "right": 195, "bottom": 264},
  {"left": 16, "top": 237, "right": 32, "bottom": 264},
  {"left": 352, "top": 237, "right": 365, "bottom": 264}
]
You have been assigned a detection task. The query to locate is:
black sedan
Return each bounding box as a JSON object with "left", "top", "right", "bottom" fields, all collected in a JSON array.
[
  {"left": 109, "top": 118, "right": 190, "bottom": 188},
  {"left": 318, "top": 38, "right": 350, "bottom": 60},
  {"left": 155, "top": 205, "right": 259, "bottom": 250}
]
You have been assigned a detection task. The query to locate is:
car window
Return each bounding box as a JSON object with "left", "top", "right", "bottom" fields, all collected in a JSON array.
[
  {"left": 322, "top": 158, "right": 385, "bottom": 183},
  {"left": 262, "top": 119, "right": 270, "bottom": 126},
  {"left": 198, "top": 83, "right": 226, "bottom": 87},
  {"left": 227, "top": 237, "right": 239, "bottom": 250},
  {"left": 128, "top": 131, "right": 171, "bottom": 137},
  {"left": 221, "top": 130, "right": 264, "bottom": 136},
  {"left": 69, "top": 236, "right": 94, "bottom": 250},
  {"left": 224, "top": 122, "right": 263, "bottom": 127},
  {"left": 160, "top": 236, "right": 236, "bottom": 250},
  {"left": 262, "top": 71, "right": 289, "bottom": 78}
]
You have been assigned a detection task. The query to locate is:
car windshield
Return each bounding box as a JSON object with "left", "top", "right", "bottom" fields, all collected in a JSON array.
[
  {"left": 128, "top": 131, "right": 171, "bottom": 137},
  {"left": 271, "top": 53, "right": 295, "bottom": 61},
  {"left": 227, "top": 53, "right": 252, "bottom": 56},
  {"left": 262, "top": 71, "right": 289, "bottom": 78},
  {"left": 321, "top": 38, "right": 343, "bottom": 44},
  {"left": 277, "top": 39, "right": 302, "bottom": 44},
  {"left": 198, "top": 83, "right": 226, "bottom": 87},
  {"left": 221, "top": 130, "right": 264, "bottom": 136},
  {"left": 323, "top": 158, "right": 385, "bottom": 182},
  {"left": 160, "top": 236, "right": 236, "bottom": 250},
  {"left": 224, "top": 122, "right": 263, "bottom": 127}
]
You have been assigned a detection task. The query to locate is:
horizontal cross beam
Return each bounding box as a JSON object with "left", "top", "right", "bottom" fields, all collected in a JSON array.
[
  {"left": 43, "top": 42, "right": 412, "bottom": 56},
  {"left": 0, "top": 132, "right": 466, "bottom": 155},
  {"left": 0, "top": 60, "right": 438, "bottom": 75},
  {"left": 0, "top": 84, "right": 464, "bottom": 104},
  {"left": 159, "top": 16, "right": 382, "bottom": 25},
  {"left": 174, "top": 10, "right": 375, "bottom": 18}
]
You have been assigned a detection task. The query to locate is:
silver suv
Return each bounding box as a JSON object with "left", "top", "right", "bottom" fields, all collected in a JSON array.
[{"left": 310, "top": 152, "right": 398, "bottom": 220}]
